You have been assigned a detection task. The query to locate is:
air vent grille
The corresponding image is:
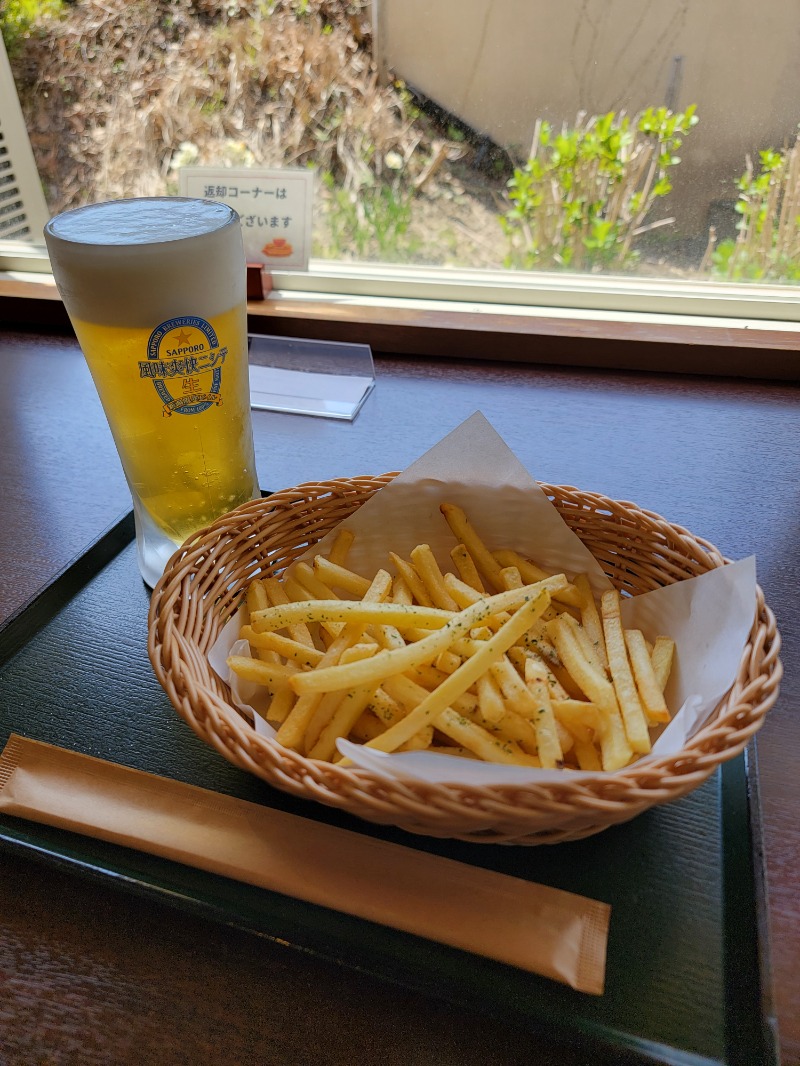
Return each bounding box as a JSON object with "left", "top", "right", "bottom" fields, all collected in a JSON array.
[{"left": 0, "top": 38, "right": 50, "bottom": 242}]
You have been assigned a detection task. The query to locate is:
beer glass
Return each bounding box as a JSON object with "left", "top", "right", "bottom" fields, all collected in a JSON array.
[{"left": 44, "top": 197, "right": 260, "bottom": 587}]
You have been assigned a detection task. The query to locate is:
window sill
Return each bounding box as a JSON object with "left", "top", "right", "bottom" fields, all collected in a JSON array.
[{"left": 1, "top": 271, "right": 798, "bottom": 381}]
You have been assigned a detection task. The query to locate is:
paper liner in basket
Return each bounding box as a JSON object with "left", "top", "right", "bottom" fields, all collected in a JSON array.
[{"left": 210, "top": 412, "right": 756, "bottom": 785}]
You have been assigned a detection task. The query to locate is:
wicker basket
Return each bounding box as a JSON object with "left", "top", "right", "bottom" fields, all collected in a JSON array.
[{"left": 147, "top": 474, "right": 782, "bottom": 845}]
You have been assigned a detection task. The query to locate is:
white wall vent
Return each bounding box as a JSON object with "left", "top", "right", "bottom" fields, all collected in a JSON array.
[{"left": 0, "top": 33, "right": 50, "bottom": 243}]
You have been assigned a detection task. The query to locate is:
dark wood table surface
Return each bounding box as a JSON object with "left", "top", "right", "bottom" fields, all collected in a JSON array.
[{"left": 0, "top": 327, "right": 797, "bottom": 1065}]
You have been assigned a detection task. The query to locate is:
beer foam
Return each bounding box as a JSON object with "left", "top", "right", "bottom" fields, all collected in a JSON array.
[{"left": 44, "top": 198, "right": 245, "bottom": 327}]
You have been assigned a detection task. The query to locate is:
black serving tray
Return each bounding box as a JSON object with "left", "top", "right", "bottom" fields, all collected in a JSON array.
[{"left": 0, "top": 516, "right": 778, "bottom": 1066}]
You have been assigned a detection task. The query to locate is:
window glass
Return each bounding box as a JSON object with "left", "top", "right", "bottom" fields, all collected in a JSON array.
[{"left": 2, "top": 0, "right": 800, "bottom": 289}]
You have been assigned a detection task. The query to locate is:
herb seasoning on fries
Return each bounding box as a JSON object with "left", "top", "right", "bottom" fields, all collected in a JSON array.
[{"left": 227, "top": 503, "right": 676, "bottom": 771}]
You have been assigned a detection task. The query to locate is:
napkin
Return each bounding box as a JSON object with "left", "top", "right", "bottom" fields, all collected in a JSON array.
[{"left": 0, "top": 734, "right": 610, "bottom": 995}]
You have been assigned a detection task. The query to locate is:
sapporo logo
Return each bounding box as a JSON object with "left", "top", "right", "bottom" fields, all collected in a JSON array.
[{"left": 139, "top": 316, "right": 227, "bottom": 417}]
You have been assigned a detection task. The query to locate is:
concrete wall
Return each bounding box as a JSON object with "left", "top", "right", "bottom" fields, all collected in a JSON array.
[{"left": 375, "top": 0, "right": 800, "bottom": 237}]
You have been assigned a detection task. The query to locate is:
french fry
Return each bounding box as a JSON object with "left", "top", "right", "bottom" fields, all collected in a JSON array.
[
  {"left": 307, "top": 684, "right": 378, "bottom": 761},
  {"left": 550, "top": 705, "right": 595, "bottom": 763},
  {"left": 288, "top": 571, "right": 353, "bottom": 647},
  {"left": 493, "top": 549, "right": 583, "bottom": 608},
  {"left": 600, "top": 590, "right": 651, "bottom": 754},
  {"left": 515, "top": 624, "right": 586, "bottom": 700},
  {"left": 545, "top": 659, "right": 586, "bottom": 702},
  {"left": 573, "top": 573, "right": 608, "bottom": 671},
  {"left": 555, "top": 721, "right": 574, "bottom": 754},
  {"left": 499, "top": 565, "right": 523, "bottom": 590},
  {"left": 245, "top": 578, "right": 270, "bottom": 617},
  {"left": 624, "top": 628, "right": 670, "bottom": 724},
  {"left": 549, "top": 616, "right": 619, "bottom": 716},
  {"left": 263, "top": 668, "right": 298, "bottom": 725},
  {"left": 239, "top": 627, "right": 324, "bottom": 668},
  {"left": 247, "top": 582, "right": 306, "bottom": 720},
  {"left": 368, "top": 688, "right": 405, "bottom": 726},
  {"left": 275, "top": 629, "right": 362, "bottom": 751},
  {"left": 410, "top": 543, "right": 459, "bottom": 611},
  {"left": 339, "top": 642, "right": 379, "bottom": 664},
  {"left": 489, "top": 654, "right": 532, "bottom": 711},
  {"left": 469, "top": 626, "right": 494, "bottom": 641},
  {"left": 435, "top": 650, "right": 461, "bottom": 674},
  {"left": 327, "top": 528, "right": 355, "bottom": 567},
  {"left": 572, "top": 738, "right": 603, "bottom": 771},
  {"left": 262, "top": 576, "right": 315, "bottom": 649},
  {"left": 651, "top": 636, "right": 676, "bottom": 693},
  {"left": 313, "top": 555, "right": 371, "bottom": 598},
  {"left": 558, "top": 611, "right": 607, "bottom": 678},
  {"left": 552, "top": 699, "right": 602, "bottom": 737},
  {"left": 226, "top": 656, "right": 297, "bottom": 688},
  {"left": 403, "top": 627, "right": 443, "bottom": 644},
  {"left": 442, "top": 572, "right": 483, "bottom": 611},
  {"left": 439, "top": 502, "right": 505, "bottom": 591},
  {"left": 475, "top": 672, "right": 506, "bottom": 725},
  {"left": 507, "top": 646, "right": 570, "bottom": 701},
  {"left": 282, "top": 573, "right": 316, "bottom": 604},
  {"left": 348, "top": 711, "right": 387, "bottom": 744},
  {"left": 549, "top": 615, "right": 633, "bottom": 770},
  {"left": 597, "top": 707, "right": 635, "bottom": 772},
  {"left": 520, "top": 656, "right": 565, "bottom": 769},
  {"left": 305, "top": 689, "right": 353, "bottom": 753},
  {"left": 369, "top": 620, "right": 408, "bottom": 652},
  {"left": 449, "top": 544, "right": 485, "bottom": 592},
  {"left": 397, "top": 725, "right": 435, "bottom": 752},
  {"left": 392, "top": 577, "right": 413, "bottom": 605},
  {"left": 388, "top": 552, "right": 434, "bottom": 607},
  {"left": 442, "top": 573, "right": 508, "bottom": 630},
  {"left": 252, "top": 599, "right": 453, "bottom": 634},
  {"left": 514, "top": 617, "right": 560, "bottom": 664},
  {"left": 380, "top": 673, "right": 430, "bottom": 712},
  {"left": 493, "top": 549, "right": 550, "bottom": 583},
  {"left": 291, "top": 561, "right": 339, "bottom": 602}
]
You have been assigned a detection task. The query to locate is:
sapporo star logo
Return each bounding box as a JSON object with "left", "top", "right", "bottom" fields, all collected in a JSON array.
[{"left": 174, "top": 329, "right": 192, "bottom": 346}]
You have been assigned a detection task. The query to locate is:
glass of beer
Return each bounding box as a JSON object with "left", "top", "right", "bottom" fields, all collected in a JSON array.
[{"left": 44, "top": 197, "right": 260, "bottom": 587}]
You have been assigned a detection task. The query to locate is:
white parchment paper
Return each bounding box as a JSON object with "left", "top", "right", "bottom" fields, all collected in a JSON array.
[{"left": 209, "top": 412, "right": 756, "bottom": 784}]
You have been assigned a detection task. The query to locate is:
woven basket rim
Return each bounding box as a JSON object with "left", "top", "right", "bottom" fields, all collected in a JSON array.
[{"left": 146, "top": 473, "right": 782, "bottom": 843}]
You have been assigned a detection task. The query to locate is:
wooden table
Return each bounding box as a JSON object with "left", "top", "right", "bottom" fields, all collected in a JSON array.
[{"left": 0, "top": 327, "right": 797, "bottom": 1065}]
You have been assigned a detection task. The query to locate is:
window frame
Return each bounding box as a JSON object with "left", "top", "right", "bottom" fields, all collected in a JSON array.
[{"left": 2, "top": 264, "right": 798, "bottom": 382}]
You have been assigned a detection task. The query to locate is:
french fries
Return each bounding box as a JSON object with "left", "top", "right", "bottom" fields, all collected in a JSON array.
[{"left": 227, "top": 502, "right": 676, "bottom": 772}]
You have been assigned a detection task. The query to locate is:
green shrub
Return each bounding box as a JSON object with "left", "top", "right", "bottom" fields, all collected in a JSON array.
[
  {"left": 501, "top": 106, "right": 698, "bottom": 273},
  {"left": 318, "top": 171, "right": 420, "bottom": 262},
  {"left": 712, "top": 138, "right": 800, "bottom": 282},
  {"left": 1, "top": 0, "right": 64, "bottom": 57}
]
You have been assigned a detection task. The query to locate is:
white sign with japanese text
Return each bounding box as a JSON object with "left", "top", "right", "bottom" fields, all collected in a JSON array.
[{"left": 178, "top": 167, "right": 313, "bottom": 271}]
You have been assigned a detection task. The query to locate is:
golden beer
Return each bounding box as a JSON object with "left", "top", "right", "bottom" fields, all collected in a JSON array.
[{"left": 44, "top": 198, "right": 259, "bottom": 586}]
